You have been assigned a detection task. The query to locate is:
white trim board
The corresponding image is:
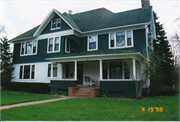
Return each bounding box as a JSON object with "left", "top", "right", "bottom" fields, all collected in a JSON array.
[{"left": 46, "top": 52, "right": 145, "bottom": 63}]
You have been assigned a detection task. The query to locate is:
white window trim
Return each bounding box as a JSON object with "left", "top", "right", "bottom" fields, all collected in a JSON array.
[
  {"left": 47, "top": 36, "right": 61, "bottom": 53},
  {"left": 20, "top": 40, "right": 38, "bottom": 56},
  {"left": 51, "top": 18, "right": 61, "bottom": 30},
  {"left": 65, "top": 37, "right": 70, "bottom": 53},
  {"left": 109, "top": 30, "right": 134, "bottom": 49},
  {"left": 19, "top": 64, "right": 35, "bottom": 80},
  {"left": 87, "top": 35, "right": 98, "bottom": 51},
  {"left": 47, "top": 63, "right": 58, "bottom": 78}
]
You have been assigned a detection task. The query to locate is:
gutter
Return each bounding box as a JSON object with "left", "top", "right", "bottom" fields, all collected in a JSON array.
[{"left": 45, "top": 52, "right": 145, "bottom": 61}]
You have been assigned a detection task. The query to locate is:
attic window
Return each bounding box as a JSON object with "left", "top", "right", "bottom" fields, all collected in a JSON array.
[{"left": 51, "top": 18, "right": 61, "bottom": 30}]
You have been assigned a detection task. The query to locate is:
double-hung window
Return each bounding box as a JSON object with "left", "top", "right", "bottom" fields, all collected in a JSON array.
[
  {"left": 19, "top": 65, "right": 35, "bottom": 80},
  {"left": 47, "top": 63, "right": 57, "bottom": 78},
  {"left": 109, "top": 30, "right": 133, "bottom": 48},
  {"left": 65, "top": 37, "right": 70, "bottom": 53},
  {"left": 47, "top": 37, "right": 60, "bottom": 53},
  {"left": 20, "top": 40, "right": 37, "bottom": 56},
  {"left": 51, "top": 18, "right": 61, "bottom": 30},
  {"left": 88, "top": 35, "right": 98, "bottom": 51}
]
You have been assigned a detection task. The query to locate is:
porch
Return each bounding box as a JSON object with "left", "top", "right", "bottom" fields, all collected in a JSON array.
[{"left": 48, "top": 53, "right": 147, "bottom": 97}]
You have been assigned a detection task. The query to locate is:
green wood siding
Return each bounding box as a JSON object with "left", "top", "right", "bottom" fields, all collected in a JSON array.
[
  {"left": 98, "top": 34, "right": 108, "bottom": 50},
  {"left": 41, "top": 14, "right": 71, "bottom": 35},
  {"left": 13, "top": 29, "right": 146, "bottom": 64}
]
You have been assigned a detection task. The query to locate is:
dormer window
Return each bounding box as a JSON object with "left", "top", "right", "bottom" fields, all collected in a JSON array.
[
  {"left": 109, "top": 30, "right": 133, "bottom": 49},
  {"left": 51, "top": 18, "right": 61, "bottom": 30}
]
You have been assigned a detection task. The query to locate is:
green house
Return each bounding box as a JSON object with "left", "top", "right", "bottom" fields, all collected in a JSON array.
[{"left": 10, "top": 4, "right": 156, "bottom": 97}]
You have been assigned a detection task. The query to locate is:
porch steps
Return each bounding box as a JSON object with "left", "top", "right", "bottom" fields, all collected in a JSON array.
[
  {"left": 74, "top": 88, "right": 91, "bottom": 97},
  {"left": 68, "top": 87, "right": 101, "bottom": 97}
]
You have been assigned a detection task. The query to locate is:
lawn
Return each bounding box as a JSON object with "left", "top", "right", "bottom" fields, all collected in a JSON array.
[
  {"left": 1, "top": 90, "right": 61, "bottom": 105},
  {"left": 1, "top": 94, "right": 179, "bottom": 121}
]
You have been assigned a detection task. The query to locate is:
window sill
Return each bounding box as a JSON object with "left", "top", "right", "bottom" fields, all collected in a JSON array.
[
  {"left": 87, "top": 49, "right": 98, "bottom": 51},
  {"left": 51, "top": 27, "right": 61, "bottom": 30},
  {"left": 109, "top": 46, "right": 133, "bottom": 49},
  {"left": 20, "top": 53, "right": 37, "bottom": 56},
  {"left": 47, "top": 51, "right": 60, "bottom": 53}
]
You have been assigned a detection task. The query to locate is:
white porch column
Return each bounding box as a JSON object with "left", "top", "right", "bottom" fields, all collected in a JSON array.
[
  {"left": 58, "top": 63, "right": 62, "bottom": 79},
  {"left": 74, "top": 61, "right": 77, "bottom": 80},
  {"left": 51, "top": 63, "right": 53, "bottom": 79},
  {"left": 99, "top": 59, "right": 103, "bottom": 80},
  {"left": 133, "top": 58, "right": 136, "bottom": 79}
]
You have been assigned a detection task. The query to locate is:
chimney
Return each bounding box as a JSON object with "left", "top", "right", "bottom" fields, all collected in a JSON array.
[
  {"left": 68, "top": 10, "right": 73, "bottom": 14},
  {"left": 141, "top": 0, "right": 150, "bottom": 9}
]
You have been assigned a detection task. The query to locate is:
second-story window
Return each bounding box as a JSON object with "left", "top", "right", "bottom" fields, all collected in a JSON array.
[
  {"left": 88, "top": 35, "right": 98, "bottom": 51},
  {"left": 47, "top": 37, "right": 60, "bottom": 53},
  {"left": 65, "top": 37, "right": 70, "bottom": 53},
  {"left": 109, "top": 30, "right": 133, "bottom": 49},
  {"left": 51, "top": 18, "right": 61, "bottom": 30},
  {"left": 20, "top": 40, "right": 37, "bottom": 56}
]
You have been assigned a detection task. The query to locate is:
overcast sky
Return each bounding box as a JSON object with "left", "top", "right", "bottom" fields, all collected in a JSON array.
[{"left": 0, "top": 0, "right": 180, "bottom": 40}]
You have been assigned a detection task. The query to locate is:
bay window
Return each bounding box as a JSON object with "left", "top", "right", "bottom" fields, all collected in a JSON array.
[
  {"left": 65, "top": 37, "right": 70, "bottom": 53},
  {"left": 109, "top": 30, "right": 133, "bottom": 48},
  {"left": 20, "top": 40, "right": 37, "bottom": 56}
]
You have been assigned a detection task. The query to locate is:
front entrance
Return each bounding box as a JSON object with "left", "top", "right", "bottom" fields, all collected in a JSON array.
[{"left": 77, "top": 64, "right": 83, "bottom": 85}]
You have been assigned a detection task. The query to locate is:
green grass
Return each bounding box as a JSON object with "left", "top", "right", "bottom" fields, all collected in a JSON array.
[
  {"left": 1, "top": 90, "right": 61, "bottom": 105},
  {"left": 1, "top": 94, "right": 179, "bottom": 121}
]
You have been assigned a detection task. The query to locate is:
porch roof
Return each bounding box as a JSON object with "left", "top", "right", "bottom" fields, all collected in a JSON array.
[{"left": 46, "top": 50, "right": 145, "bottom": 62}]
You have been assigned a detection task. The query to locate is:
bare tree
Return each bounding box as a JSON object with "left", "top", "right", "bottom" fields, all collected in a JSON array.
[
  {"left": 125, "top": 51, "right": 162, "bottom": 98},
  {"left": 0, "top": 25, "right": 5, "bottom": 33},
  {"left": 169, "top": 23, "right": 180, "bottom": 66}
]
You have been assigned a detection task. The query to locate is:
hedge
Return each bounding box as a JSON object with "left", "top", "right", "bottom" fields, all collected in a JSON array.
[{"left": 3, "top": 82, "right": 50, "bottom": 94}]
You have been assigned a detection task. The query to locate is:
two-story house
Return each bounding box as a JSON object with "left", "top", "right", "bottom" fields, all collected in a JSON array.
[{"left": 10, "top": 1, "right": 156, "bottom": 97}]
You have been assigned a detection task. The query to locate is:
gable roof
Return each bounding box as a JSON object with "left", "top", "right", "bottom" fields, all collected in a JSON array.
[{"left": 10, "top": 6, "right": 153, "bottom": 42}]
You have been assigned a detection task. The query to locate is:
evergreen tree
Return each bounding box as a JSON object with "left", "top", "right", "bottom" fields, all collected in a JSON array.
[
  {"left": 152, "top": 12, "right": 176, "bottom": 94},
  {"left": 0, "top": 37, "right": 14, "bottom": 86}
]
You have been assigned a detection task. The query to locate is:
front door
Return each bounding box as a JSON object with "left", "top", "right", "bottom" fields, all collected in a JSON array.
[{"left": 77, "top": 64, "right": 83, "bottom": 85}]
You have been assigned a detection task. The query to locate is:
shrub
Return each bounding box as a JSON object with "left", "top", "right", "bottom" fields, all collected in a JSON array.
[
  {"left": 160, "top": 85, "right": 177, "bottom": 95},
  {"left": 3, "top": 82, "right": 50, "bottom": 94}
]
